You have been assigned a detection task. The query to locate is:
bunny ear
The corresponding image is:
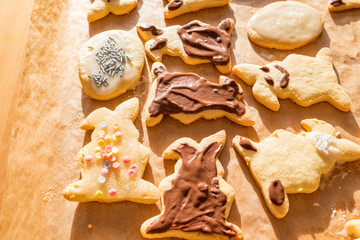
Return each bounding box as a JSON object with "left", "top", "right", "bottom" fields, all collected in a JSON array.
[
  {"left": 316, "top": 47, "right": 333, "bottom": 63},
  {"left": 87, "top": 0, "right": 109, "bottom": 23},
  {"left": 335, "top": 138, "right": 360, "bottom": 162},
  {"left": 80, "top": 108, "right": 110, "bottom": 130},
  {"left": 115, "top": 98, "right": 139, "bottom": 122},
  {"left": 301, "top": 119, "right": 337, "bottom": 136},
  {"left": 218, "top": 18, "right": 235, "bottom": 35},
  {"left": 233, "top": 64, "right": 262, "bottom": 86},
  {"left": 151, "top": 62, "right": 167, "bottom": 80}
]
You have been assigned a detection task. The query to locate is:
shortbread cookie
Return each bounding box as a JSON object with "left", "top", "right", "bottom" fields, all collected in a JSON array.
[
  {"left": 78, "top": 30, "right": 145, "bottom": 101},
  {"left": 341, "top": 219, "right": 360, "bottom": 238},
  {"left": 233, "top": 48, "right": 351, "bottom": 111},
  {"left": 87, "top": 0, "right": 137, "bottom": 23},
  {"left": 144, "top": 62, "right": 255, "bottom": 127},
  {"left": 247, "top": 1, "right": 324, "bottom": 50},
  {"left": 164, "top": 0, "right": 230, "bottom": 19},
  {"left": 233, "top": 119, "right": 360, "bottom": 219},
  {"left": 141, "top": 131, "right": 244, "bottom": 240},
  {"left": 328, "top": 0, "right": 360, "bottom": 11},
  {"left": 137, "top": 19, "right": 234, "bottom": 74},
  {"left": 63, "top": 98, "right": 159, "bottom": 203}
]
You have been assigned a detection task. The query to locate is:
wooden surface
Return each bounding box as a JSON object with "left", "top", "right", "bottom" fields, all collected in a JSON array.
[{"left": 0, "top": 0, "right": 35, "bottom": 213}]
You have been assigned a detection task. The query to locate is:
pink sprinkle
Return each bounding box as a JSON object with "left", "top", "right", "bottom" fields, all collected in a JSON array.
[
  {"left": 113, "top": 162, "right": 121, "bottom": 169},
  {"left": 109, "top": 188, "right": 117, "bottom": 195},
  {"left": 100, "top": 150, "right": 107, "bottom": 156},
  {"left": 128, "top": 170, "right": 135, "bottom": 177},
  {"left": 101, "top": 168, "right": 109, "bottom": 175},
  {"left": 109, "top": 155, "right": 117, "bottom": 162},
  {"left": 102, "top": 154, "right": 109, "bottom": 161},
  {"left": 115, "top": 132, "right": 122, "bottom": 138},
  {"left": 123, "top": 156, "right": 130, "bottom": 163},
  {"left": 105, "top": 145, "right": 112, "bottom": 153},
  {"left": 84, "top": 155, "right": 92, "bottom": 162},
  {"left": 130, "top": 164, "right": 138, "bottom": 171},
  {"left": 98, "top": 136, "right": 105, "bottom": 140},
  {"left": 112, "top": 124, "right": 119, "bottom": 129}
]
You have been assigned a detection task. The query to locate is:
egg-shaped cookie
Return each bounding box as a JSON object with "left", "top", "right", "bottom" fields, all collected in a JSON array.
[
  {"left": 78, "top": 30, "right": 145, "bottom": 100},
  {"left": 247, "top": 1, "right": 324, "bottom": 50}
]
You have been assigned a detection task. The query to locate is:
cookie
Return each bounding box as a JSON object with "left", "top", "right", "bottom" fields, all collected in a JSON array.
[
  {"left": 63, "top": 98, "right": 159, "bottom": 203},
  {"left": 144, "top": 62, "right": 255, "bottom": 127},
  {"left": 247, "top": 1, "right": 324, "bottom": 50},
  {"left": 137, "top": 18, "right": 234, "bottom": 74},
  {"left": 141, "top": 130, "right": 244, "bottom": 240},
  {"left": 233, "top": 48, "right": 351, "bottom": 112},
  {"left": 233, "top": 118, "right": 360, "bottom": 219},
  {"left": 78, "top": 30, "right": 145, "bottom": 101},
  {"left": 164, "top": 0, "right": 230, "bottom": 19},
  {"left": 341, "top": 219, "right": 360, "bottom": 238},
  {"left": 87, "top": 0, "right": 137, "bottom": 23},
  {"left": 328, "top": 0, "right": 360, "bottom": 11}
]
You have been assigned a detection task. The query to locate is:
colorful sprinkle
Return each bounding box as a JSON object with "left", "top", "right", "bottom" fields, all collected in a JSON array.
[
  {"left": 105, "top": 145, "right": 112, "bottom": 153},
  {"left": 87, "top": 224, "right": 93, "bottom": 229},
  {"left": 102, "top": 154, "right": 109, "bottom": 161},
  {"left": 112, "top": 147, "right": 119, "bottom": 154},
  {"left": 128, "top": 170, "right": 136, "bottom": 177},
  {"left": 100, "top": 150, "right": 107, "bottom": 156},
  {"left": 95, "top": 152, "right": 102, "bottom": 160},
  {"left": 123, "top": 156, "right": 130, "bottom": 163},
  {"left": 130, "top": 164, "right": 138, "bottom": 171},
  {"left": 109, "top": 188, "right": 117, "bottom": 196},
  {"left": 100, "top": 122, "right": 107, "bottom": 128},
  {"left": 105, "top": 135, "right": 111, "bottom": 142},
  {"left": 112, "top": 124, "right": 119, "bottom": 129},
  {"left": 109, "top": 155, "right": 117, "bottom": 162},
  {"left": 101, "top": 168, "right": 109, "bottom": 175},
  {"left": 115, "top": 132, "right": 122, "bottom": 138},
  {"left": 98, "top": 176, "right": 106, "bottom": 183},
  {"left": 95, "top": 146, "right": 101, "bottom": 152},
  {"left": 98, "top": 139, "right": 105, "bottom": 145},
  {"left": 104, "top": 162, "right": 111, "bottom": 168},
  {"left": 98, "top": 130, "right": 105, "bottom": 136},
  {"left": 84, "top": 155, "right": 92, "bottom": 162},
  {"left": 98, "top": 136, "right": 105, "bottom": 140},
  {"left": 95, "top": 191, "right": 103, "bottom": 198},
  {"left": 113, "top": 162, "right": 121, "bottom": 169}
]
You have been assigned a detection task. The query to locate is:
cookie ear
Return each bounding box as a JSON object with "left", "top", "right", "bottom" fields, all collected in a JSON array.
[
  {"left": 80, "top": 108, "right": 110, "bottom": 130},
  {"left": 301, "top": 118, "right": 337, "bottom": 136},
  {"left": 219, "top": 18, "right": 235, "bottom": 35},
  {"left": 334, "top": 138, "right": 360, "bottom": 162},
  {"left": 115, "top": 97, "right": 139, "bottom": 122},
  {"left": 87, "top": 0, "right": 110, "bottom": 22},
  {"left": 151, "top": 62, "right": 166, "bottom": 80},
  {"left": 233, "top": 64, "right": 261, "bottom": 85},
  {"left": 316, "top": 47, "right": 333, "bottom": 63},
  {"left": 261, "top": 181, "right": 289, "bottom": 219}
]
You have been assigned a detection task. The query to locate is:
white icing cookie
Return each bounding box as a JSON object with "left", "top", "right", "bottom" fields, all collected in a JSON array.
[
  {"left": 164, "top": 0, "right": 230, "bottom": 19},
  {"left": 328, "top": 0, "right": 360, "bottom": 11},
  {"left": 63, "top": 98, "right": 159, "bottom": 203},
  {"left": 232, "top": 48, "right": 352, "bottom": 112},
  {"left": 233, "top": 119, "right": 360, "bottom": 218},
  {"left": 78, "top": 30, "right": 145, "bottom": 101},
  {"left": 87, "top": 0, "right": 137, "bottom": 23},
  {"left": 247, "top": 1, "right": 324, "bottom": 50}
]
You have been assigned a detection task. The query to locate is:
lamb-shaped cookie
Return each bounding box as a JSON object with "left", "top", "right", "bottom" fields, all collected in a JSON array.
[
  {"left": 137, "top": 18, "right": 234, "bottom": 74},
  {"left": 63, "top": 98, "right": 159, "bottom": 203},
  {"left": 141, "top": 130, "right": 244, "bottom": 240},
  {"left": 164, "top": 0, "right": 231, "bottom": 19},
  {"left": 328, "top": 0, "right": 360, "bottom": 11},
  {"left": 233, "top": 118, "right": 360, "bottom": 219},
  {"left": 87, "top": 0, "right": 137, "bottom": 23},
  {"left": 144, "top": 62, "right": 255, "bottom": 127},
  {"left": 232, "top": 48, "right": 352, "bottom": 111}
]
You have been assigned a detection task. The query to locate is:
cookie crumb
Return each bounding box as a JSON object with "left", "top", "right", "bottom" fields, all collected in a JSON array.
[
  {"left": 88, "top": 224, "right": 93, "bottom": 229},
  {"left": 313, "top": 202, "right": 320, "bottom": 207}
]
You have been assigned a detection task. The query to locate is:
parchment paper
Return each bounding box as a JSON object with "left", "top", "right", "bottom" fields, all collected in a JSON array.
[{"left": 0, "top": 0, "right": 360, "bottom": 239}]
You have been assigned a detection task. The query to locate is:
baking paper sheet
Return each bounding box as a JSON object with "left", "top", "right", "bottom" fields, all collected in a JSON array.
[{"left": 0, "top": 0, "right": 360, "bottom": 239}]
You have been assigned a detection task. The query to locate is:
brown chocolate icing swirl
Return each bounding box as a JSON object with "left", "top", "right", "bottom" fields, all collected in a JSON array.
[
  {"left": 330, "top": 0, "right": 344, "bottom": 7},
  {"left": 269, "top": 179, "right": 285, "bottom": 206},
  {"left": 149, "top": 67, "right": 246, "bottom": 117},
  {"left": 264, "top": 75, "right": 274, "bottom": 86},
  {"left": 239, "top": 137, "right": 257, "bottom": 151},
  {"left": 259, "top": 66, "right": 270, "bottom": 72},
  {"left": 168, "top": 0, "right": 183, "bottom": 10},
  {"left": 146, "top": 142, "right": 237, "bottom": 237},
  {"left": 150, "top": 38, "right": 167, "bottom": 51},
  {"left": 139, "top": 24, "right": 163, "bottom": 36},
  {"left": 177, "top": 19, "right": 232, "bottom": 66},
  {"left": 274, "top": 64, "right": 290, "bottom": 88}
]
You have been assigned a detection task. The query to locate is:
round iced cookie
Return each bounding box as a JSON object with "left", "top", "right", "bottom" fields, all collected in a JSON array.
[
  {"left": 247, "top": 1, "right": 324, "bottom": 50},
  {"left": 78, "top": 30, "right": 145, "bottom": 100}
]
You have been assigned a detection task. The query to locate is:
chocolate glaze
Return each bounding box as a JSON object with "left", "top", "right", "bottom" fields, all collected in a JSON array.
[
  {"left": 177, "top": 19, "right": 232, "bottom": 66},
  {"left": 150, "top": 38, "right": 167, "bottom": 51},
  {"left": 149, "top": 67, "right": 246, "bottom": 117},
  {"left": 259, "top": 66, "right": 270, "bottom": 73},
  {"left": 330, "top": 0, "right": 344, "bottom": 7},
  {"left": 269, "top": 179, "right": 285, "bottom": 206},
  {"left": 139, "top": 24, "right": 163, "bottom": 36},
  {"left": 239, "top": 137, "right": 257, "bottom": 151},
  {"left": 168, "top": 0, "right": 183, "bottom": 10},
  {"left": 264, "top": 75, "right": 274, "bottom": 86},
  {"left": 274, "top": 64, "right": 290, "bottom": 88},
  {"left": 146, "top": 142, "right": 237, "bottom": 237}
]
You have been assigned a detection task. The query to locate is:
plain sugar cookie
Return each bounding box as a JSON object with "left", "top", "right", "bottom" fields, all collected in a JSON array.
[
  {"left": 78, "top": 30, "right": 145, "bottom": 100},
  {"left": 141, "top": 131, "right": 244, "bottom": 240},
  {"left": 328, "top": 0, "right": 360, "bottom": 11},
  {"left": 247, "top": 1, "right": 324, "bottom": 50},
  {"left": 164, "top": 0, "right": 230, "bottom": 19},
  {"left": 233, "top": 119, "right": 360, "bottom": 219},
  {"left": 87, "top": 0, "right": 137, "bottom": 23}
]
